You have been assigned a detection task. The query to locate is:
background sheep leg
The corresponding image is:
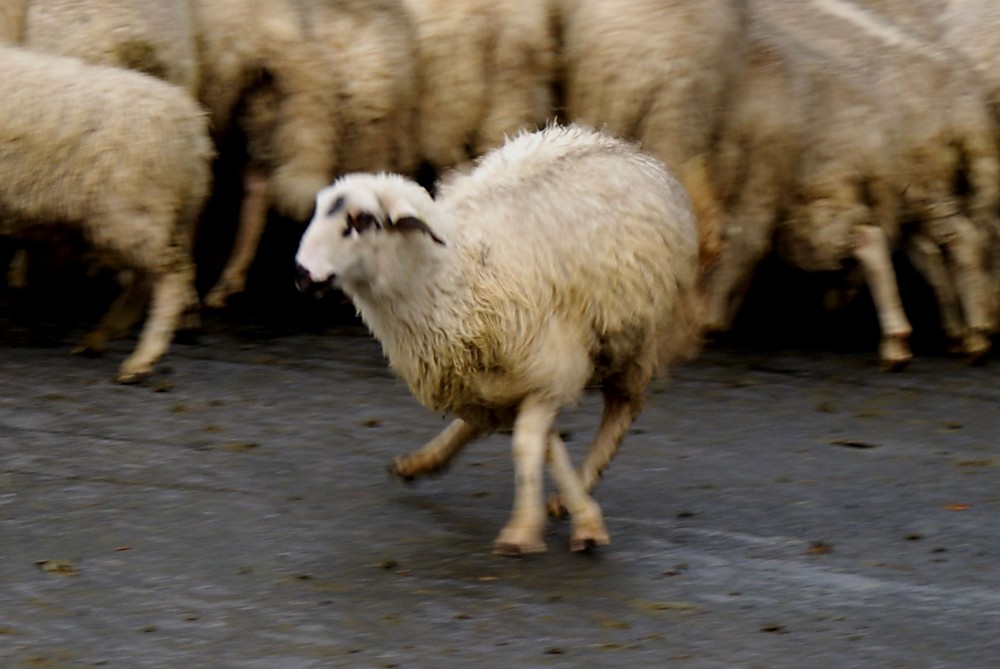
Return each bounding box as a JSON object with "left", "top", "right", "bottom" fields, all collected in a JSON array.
[
  {"left": 852, "top": 224, "right": 912, "bottom": 370},
  {"left": 117, "top": 262, "right": 194, "bottom": 384},
  {"left": 494, "top": 394, "right": 559, "bottom": 556},
  {"left": 906, "top": 232, "right": 966, "bottom": 352},
  {"left": 923, "top": 215, "right": 993, "bottom": 360},
  {"left": 545, "top": 432, "right": 609, "bottom": 552},
  {"left": 6, "top": 249, "right": 28, "bottom": 289},
  {"left": 74, "top": 270, "right": 152, "bottom": 356},
  {"left": 204, "top": 166, "right": 270, "bottom": 309},
  {"left": 390, "top": 418, "right": 480, "bottom": 480}
]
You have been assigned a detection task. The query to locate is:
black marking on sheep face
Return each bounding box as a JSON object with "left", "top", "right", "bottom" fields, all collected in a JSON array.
[
  {"left": 390, "top": 216, "right": 446, "bottom": 246},
  {"left": 327, "top": 195, "right": 346, "bottom": 218},
  {"left": 343, "top": 211, "right": 382, "bottom": 237}
]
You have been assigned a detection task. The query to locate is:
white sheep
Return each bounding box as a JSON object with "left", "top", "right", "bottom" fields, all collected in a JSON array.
[
  {"left": 195, "top": 0, "right": 419, "bottom": 308},
  {"left": 0, "top": 45, "right": 213, "bottom": 382},
  {"left": 705, "top": 0, "right": 1000, "bottom": 367},
  {"left": 401, "top": 0, "right": 557, "bottom": 173},
  {"left": 295, "top": 125, "right": 706, "bottom": 555}
]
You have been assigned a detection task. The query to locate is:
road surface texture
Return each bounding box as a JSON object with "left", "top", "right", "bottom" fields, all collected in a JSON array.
[{"left": 2, "top": 304, "right": 999, "bottom": 668}]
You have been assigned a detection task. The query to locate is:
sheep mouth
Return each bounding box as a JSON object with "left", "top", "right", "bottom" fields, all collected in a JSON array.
[{"left": 295, "top": 263, "right": 336, "bottom": 299}]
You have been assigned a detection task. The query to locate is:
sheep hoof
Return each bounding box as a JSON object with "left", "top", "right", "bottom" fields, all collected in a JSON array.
[
  {"left": 203, "top": 286, "right": 234, "bottom": 310},
  {"left": 116, "top": 361, "right": 152, "bottom": 385},
  {"left": 962, "top": 331, "right": 991, "bottom": 365},
  {"left": 570, "top": 533, "right": 610, "bottom": 553},
  {"left": 72, "top": 333, "right": 107, "bottom": 358},
  {"left": 493, "top": 526, "right": 547, "bottom": 556},
  {"left": 570, "top": 502, "right": 610, "bottom": 552},
  {"left": 389, "top": 458, "right": 417, "bottom": 483},
  {"left": 879, "top": 336, "right": 912, "bottom": 372},
  {"left": 390, "top": 455, "right": 422, "bottom": 482}
]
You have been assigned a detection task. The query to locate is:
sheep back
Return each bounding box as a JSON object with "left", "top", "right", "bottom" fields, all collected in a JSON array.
[{"left": 23, "top": 0, "right": 199, "bottom": 94}]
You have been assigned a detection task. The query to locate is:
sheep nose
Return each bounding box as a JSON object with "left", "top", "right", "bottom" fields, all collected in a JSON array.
[{"left": 295, "top": 263, "right": 317, "bottom": 293}]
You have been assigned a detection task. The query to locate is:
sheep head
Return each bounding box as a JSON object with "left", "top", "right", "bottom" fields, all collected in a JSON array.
[{"left": 295, "top": 174, "right": 444, "bottom": 298}]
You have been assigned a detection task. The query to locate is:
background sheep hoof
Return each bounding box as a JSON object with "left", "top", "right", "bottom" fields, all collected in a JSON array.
[
  {"left": 962, "top": 331, "right": 991, "bottom": 365},
  {"left": 879, "top": 336, "right": 912, "bottom": 372}
]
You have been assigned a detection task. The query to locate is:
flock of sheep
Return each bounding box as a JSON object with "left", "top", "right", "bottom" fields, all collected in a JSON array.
[{"left": 4, "top": 1, "right": 1000, "bottom": 552}]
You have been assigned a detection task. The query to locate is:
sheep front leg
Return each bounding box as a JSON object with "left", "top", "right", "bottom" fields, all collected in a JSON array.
[
  {"left": 853, "top": 225, "right": 912, "bottom": 370},
  {"left": 494, "top": 395, "right": 559, "bottom": 556},
  {"left": 391, "top": 418, "right": 480, "bottom": 480},
  {"left": 546, "top": 432, "right": 609, "bottom": 552},
  {"left": 204, "top": 166, "right": 270, "bottom": 309}
]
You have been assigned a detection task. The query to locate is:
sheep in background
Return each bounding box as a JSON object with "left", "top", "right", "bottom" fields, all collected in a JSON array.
[
  {"left": 295, "top": 125, "right": 708, "bottom": 555},
  {"left": 195, "top": 0, "right": 419, "bottom": 308},
  {"left": 767, "top": 0, "right": 1000, "bottom": 362},
  {"left": 6, "top": 0, "right": 200, "bottom": 302},
  {"left": 401, "top": 0, "right": 557, "bottom": 175},
  {"left": 557, "top": 0, "right": 746, "bottom": 265},
  {"left": 705, "top": 0, "right": 999, "bottom": 367},
  {"left": 0, "top": 0, "right": 24, "bottom": 43},
  {"left": 0, "top": 45, "right": 213, "bottom": 382}
]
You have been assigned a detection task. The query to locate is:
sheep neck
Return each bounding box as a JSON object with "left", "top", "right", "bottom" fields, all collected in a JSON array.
[{"left": 348, "top": 245, "right": 474, "bottom": 413}]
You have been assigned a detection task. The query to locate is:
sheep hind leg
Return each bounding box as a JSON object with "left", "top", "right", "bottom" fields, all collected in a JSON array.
[
  {"left": 853, "top": 224, "right": 912, "bottom": 370},
  {"left": 74, "top": 270, "right": 152, "bottom": 357},
  {"left": 548, "top": 368, "right": 648, "bottom": 518},
  {"left": 936, "top": 215, "right": 993, "bottom": 361},
  {"left": 204, "top": 166, "right": 270, "bottom": 309},
  {"left": 546, "top": 432, "right": 609, "bottom": 552},
  {"left": 906, "top": 233, "right": 966, "bottom": 353},
  {"left": 494, "top": 394, "right": 560, "bottom": 556},
  {"left": 390, "top": 418, "right": 480, "bottom": 481},
  {"left": 116, "top": 262, "right": 194, "bottom": 384}
]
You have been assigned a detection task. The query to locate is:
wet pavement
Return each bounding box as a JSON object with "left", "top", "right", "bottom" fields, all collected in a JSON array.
[{"left": 2, "top": 317, "right": 999, "bottom": 668}]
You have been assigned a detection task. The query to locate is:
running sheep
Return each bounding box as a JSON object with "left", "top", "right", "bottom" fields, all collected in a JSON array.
[
  {"left": 0, "top": 45, "right": 213, "bottom": 382},
  {"left": 295, "top": 125, "right": 708, "bottom": 556}
]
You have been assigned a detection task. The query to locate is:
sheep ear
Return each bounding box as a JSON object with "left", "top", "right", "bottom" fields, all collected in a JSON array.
[{"left": 391, "top": 216, "right": 446, "bottom": 246}]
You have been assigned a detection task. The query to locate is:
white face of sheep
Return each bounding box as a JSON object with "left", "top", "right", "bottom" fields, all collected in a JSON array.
[{"left": 295, "top": 182, "right": 444, "bottom": 298}]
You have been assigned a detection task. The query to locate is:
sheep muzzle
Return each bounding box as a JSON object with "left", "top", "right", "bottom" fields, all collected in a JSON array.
[{"left": 295, "top": 263, "right": 335, "bottom": 298}]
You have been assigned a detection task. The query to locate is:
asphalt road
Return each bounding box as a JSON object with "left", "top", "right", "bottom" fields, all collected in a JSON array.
[{"left": 2, "top": 315, "right": 999, "bottom": 668}]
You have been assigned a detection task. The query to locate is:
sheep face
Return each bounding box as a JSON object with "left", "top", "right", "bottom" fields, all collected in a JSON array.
[{"left": 295, "top": 178, "right": 444, "bottom": 298}]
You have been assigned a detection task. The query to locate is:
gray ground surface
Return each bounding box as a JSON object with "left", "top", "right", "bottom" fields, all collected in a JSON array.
[{"left": 2, "top": 321, "right": 999, "bottom": 668}]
